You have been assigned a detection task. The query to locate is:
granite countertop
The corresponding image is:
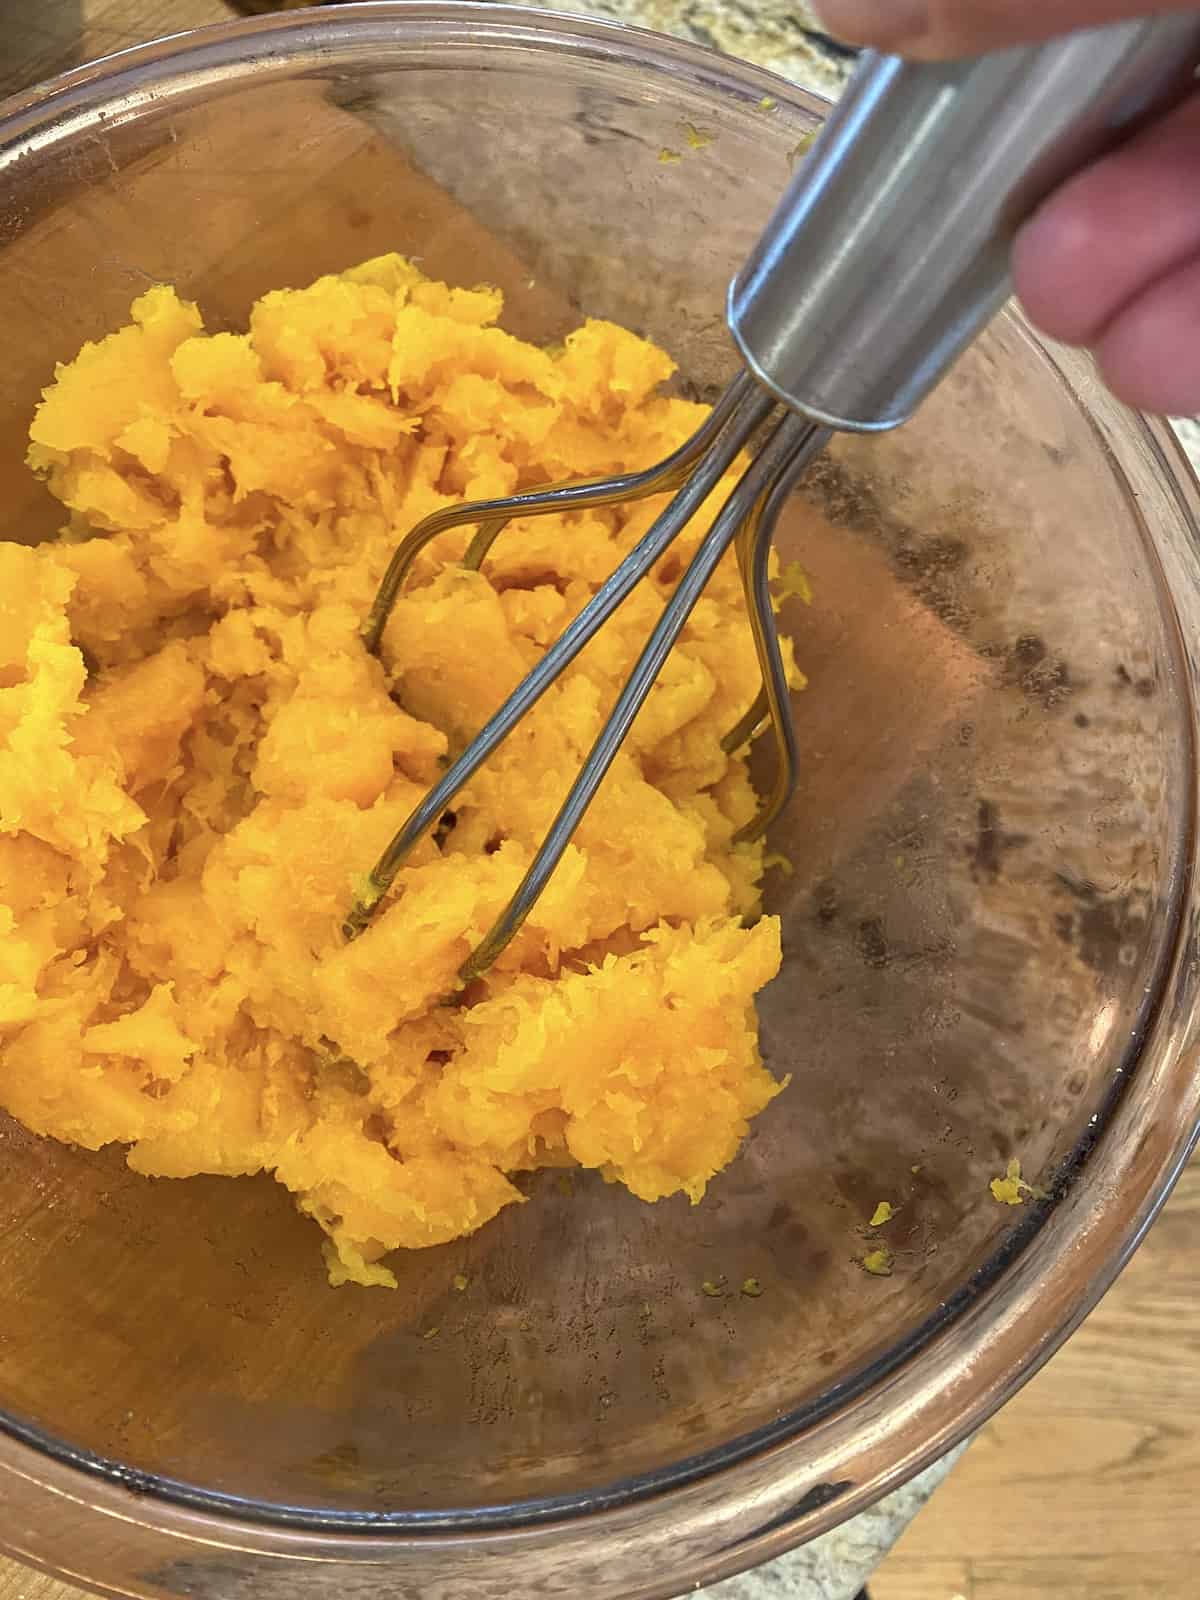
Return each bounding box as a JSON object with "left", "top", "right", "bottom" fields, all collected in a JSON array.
[
  {"left": 551, "top": 0, "right": 858, "bottom": 97},
  {"left": 1, "top": 6, "right": 1191, "bottom": 1600},
  {"left": 693, "top": 1448, "right": 968, "bottom": 1600}
]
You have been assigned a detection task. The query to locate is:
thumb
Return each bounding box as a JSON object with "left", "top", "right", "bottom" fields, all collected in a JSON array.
[{"left": 812, "top": 0, "right": 1200, "bottom": 59}]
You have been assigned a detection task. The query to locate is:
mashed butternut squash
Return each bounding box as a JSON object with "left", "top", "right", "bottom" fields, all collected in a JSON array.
[{"left": 0, "top": 255, "right": 795, "bottom": 1287}]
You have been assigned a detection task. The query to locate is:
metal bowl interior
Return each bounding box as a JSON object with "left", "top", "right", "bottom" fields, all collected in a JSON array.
[{"left": 0, "top": 6, "right": 1198, "bottom": 1598}]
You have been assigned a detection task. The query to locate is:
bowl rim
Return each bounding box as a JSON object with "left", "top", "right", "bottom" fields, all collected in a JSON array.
[{"left": 1, "top": 1, "right": 1199, "bottom": 1585}]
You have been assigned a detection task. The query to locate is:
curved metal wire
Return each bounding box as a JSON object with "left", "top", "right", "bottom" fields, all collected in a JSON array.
[
  {"left": 720, "top": 683, "right": 770, "bottom": 760},
  {"left": 456, "top": 415, "right": 827, "bottom": 985},
  {"left": 359, "top": 372, "right": 755, "bottom": 655},
  {"left": 727, "top": 429, "right": 829, "bottom": 844},
  {"left": 343, "top": 376, "right": 774, "bottom": 943}
]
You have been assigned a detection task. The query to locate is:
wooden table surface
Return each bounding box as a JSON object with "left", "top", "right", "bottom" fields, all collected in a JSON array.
[
  {"left": 3, "top": 8, "right": 1198, "bottom": 1600},
  {"left": 1, "top": 13, "right": 280, "bottom": 1600},
  {"left": 0, "top": 0, "right": 238, "bottom": 100},
  {"left": 874, "top": 1156, "right": 1200, "bottom": 1600}
]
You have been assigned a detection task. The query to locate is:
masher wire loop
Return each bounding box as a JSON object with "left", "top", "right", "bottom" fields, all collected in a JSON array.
[
  {"left": 459, "top": 413, "right": 828, "bottom": 986},
  {"left": 359, "top": 372, "right": 757, "bottom": 657},
  {"left": 725, "top": 428, "right": 822, "bottom": 847},
  {"left": 343, "top": 375, "right": 819, "bottom": 970},
  {"left": 344, "top": 18, "right": 1200, "bottom": 978}
]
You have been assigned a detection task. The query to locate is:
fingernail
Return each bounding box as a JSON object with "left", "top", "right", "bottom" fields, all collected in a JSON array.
[{"left": 810, "top": 0, "right": 929, "bottom": 49}]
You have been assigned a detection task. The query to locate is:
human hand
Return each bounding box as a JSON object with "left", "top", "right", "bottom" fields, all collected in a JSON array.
[{"left": 813, "top": 0, "right": 1200, "bottom": 414}]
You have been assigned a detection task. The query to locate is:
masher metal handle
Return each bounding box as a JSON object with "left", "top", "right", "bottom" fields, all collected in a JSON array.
[
  {"left": 729, "top": 16, "right": 1200, "bottom": 433},
  {"left": 350, "top": 15, "right": 1200, "bottom": 977}
]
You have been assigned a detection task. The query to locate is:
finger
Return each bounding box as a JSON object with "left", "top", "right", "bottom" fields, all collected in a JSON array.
[
  {"left": 1094, "top": 252, "right": 1200, "bottom": 414},
  {"left": 1012, "top": 93, "right": 1200, "bottom": 347},
  {"left": 812, "top": 0, "right": 1199, "bottom": 59}
]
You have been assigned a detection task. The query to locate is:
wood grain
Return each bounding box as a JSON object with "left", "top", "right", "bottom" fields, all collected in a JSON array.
[
  {"left": 0, "top": 0, "right": 231, "bottom": 99},
  {"left": 5, "top": 17, "right": 240, "bottom": 1600},
  {"left": 869, "top": 1560, "right": 970, "bottom": 1600},
  {"left": 3, "top": 6, "right": 1199, "bottom": 1600},
  {"left": 1, "top": 1158, "right": 1192, "bottom": 1596},
  {"left": 0, "top": 1571, "right": 74, "bottom": 1600},
  {"left": 874, "top": 1155, "right": 1200, "bottom": 1600}
]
